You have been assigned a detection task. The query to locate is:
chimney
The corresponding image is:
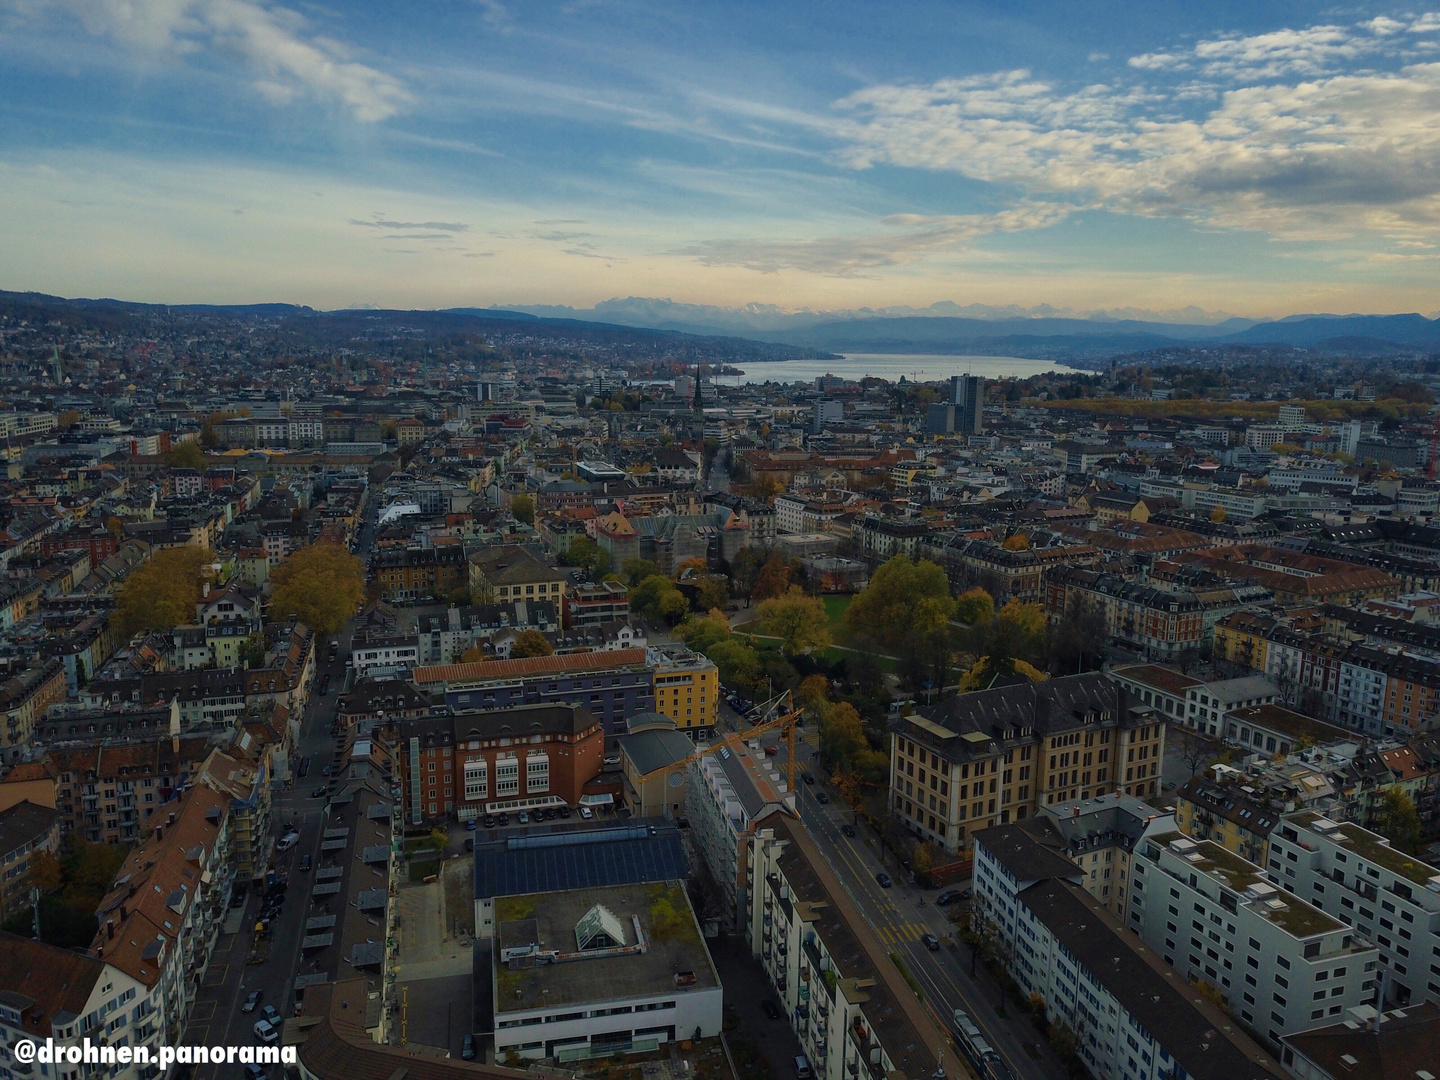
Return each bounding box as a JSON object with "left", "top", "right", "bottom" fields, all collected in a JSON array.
[
  {"left": 120, "top": 905, "right": 127, "bottom": 921},
  {"left": 106, "top": 920, "right": 114, "bottom": 940},
  {"left": 203, "top": 582, "right": 211, "bottom": 598}
]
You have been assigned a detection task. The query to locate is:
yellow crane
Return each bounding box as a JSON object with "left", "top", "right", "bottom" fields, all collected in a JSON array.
[{"left": 634, "top": 691, "right": 807, "bottom": 792}]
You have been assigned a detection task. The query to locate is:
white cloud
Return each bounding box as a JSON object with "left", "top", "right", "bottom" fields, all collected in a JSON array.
[
  {"left": 833, "top": 20, "right": 1440, "bottom": 247},
  {"left": 24, "top": 0, "right": 410, "bottom": 120}
]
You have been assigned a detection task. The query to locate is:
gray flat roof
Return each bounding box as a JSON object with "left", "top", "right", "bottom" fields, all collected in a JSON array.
[
  {"left": 473, "top": 821, "right": 688, "bottom": 898},
  {"left": 494, "top": 881, "right": 717, "bottom": 1013}
]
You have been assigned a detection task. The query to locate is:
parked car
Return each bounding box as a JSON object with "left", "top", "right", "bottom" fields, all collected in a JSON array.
[
  {"left": 461, "top": 1036, "right": 476, "bottom": 1061},
  {"left": 242, "top": 990, "right": 263, "bottom": 1013},
  {"left": 464, "top": 837, "right": 474, "bottom": 852},
  {"left": 311, "top": 785, "right": 328, "bottom": 799},
  {"left": 579, "top": 806, "right": 593, "bottom": 819},
  {"left": 764, "top": 745, "right": 779, "bottom": 756},
  {"left": 840, "top": 824, "right": 856, "bottom": 838},
  {"left": 245, "top": 1064, "right": 267, "bottom": 1080},
  {"left": 465, "top": 819, "right": 477, "bottom": 831},
  {"left": 761, "top": 1000, "right": 782, "bottom": 1020},
  {"left": 517, "top": 811, "right": 529, "bottom": 825},
  {"left": 558, "top": 805, "right": 572, "bottom": 818},
  {"left": 298, "top": 854, "right": 311, "bottom": 872},
  {"left": 253, "top": 1020, "right": 278, "bottom": 1044},
  {"left": 483, "top": 815, "right": 496, "bottom": 828},
  {"left": 496, "top": 812, "right": 510, "bottom": 826},
  {"left": 261, "top": 1005, "right": 281, "bottom": 1027},
  {"left": 321, "top": 764, "right": 333, "bottom": 777},
  {"left": 297, "top": 757, "right": 310, "bottom": 778},
  {"left": 922, "top": 933, "right": 940, "bottom": 951},
  {"left": 936, "top": 890, "right": 968, "bottom": 906},
  {"left": 875, "top": 872, "right": 893, "bottom": 888}
]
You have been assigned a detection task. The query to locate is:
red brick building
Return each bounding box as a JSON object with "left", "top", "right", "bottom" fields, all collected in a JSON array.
[{"left": 393, "top": 703, "right": 604, "bottom": 824}]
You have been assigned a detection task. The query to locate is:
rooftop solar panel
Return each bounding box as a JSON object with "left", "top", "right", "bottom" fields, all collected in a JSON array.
[{"left": 474, "top": 824, "right": 689, "bottom": 898}]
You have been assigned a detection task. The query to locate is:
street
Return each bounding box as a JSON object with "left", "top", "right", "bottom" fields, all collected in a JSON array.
[{"left": 753, "top": 722, "right": 1065, "bottom": 1080}]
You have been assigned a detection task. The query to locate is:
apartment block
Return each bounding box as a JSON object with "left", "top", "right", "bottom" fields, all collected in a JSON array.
[
  {"left": 1174, "top": 776, "right": 1282, "bottom": 867},
  {"left": 1031, "top": 793, "right": 1175, "bottom": 919},
  {"left": 1128, "top": 832, "right": 1378, "bottom": 1042},
  {"left": 747, "top": 817, "right": 950, "bottom": 1080},
  {"left": 649, "top": 644, "right": 719, "bottom": 737},
  {"left": 889, "top": 672, "right": 1166, "bottom": 854},
  {"left": 1266, "top": 811, "right": 1440, "bottom": 1006},
  {"left": 972, "top": 825, "right": 1287, "bottom": 1080}
]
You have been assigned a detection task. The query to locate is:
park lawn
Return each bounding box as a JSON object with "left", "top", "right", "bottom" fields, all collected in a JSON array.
[{"left": 824, "top": 594, "right": 853, "bottom": 644}]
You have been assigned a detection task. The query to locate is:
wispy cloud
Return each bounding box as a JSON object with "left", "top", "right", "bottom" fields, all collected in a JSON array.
[
  {"left": 674, "top": 205, "right": 1069, "bottom": 276},
  {"left": 350, "top": 218, "right": 469, "bottom": 232},
  {"left": 16, "top": 0, "right": 409, "bottom": 120}
]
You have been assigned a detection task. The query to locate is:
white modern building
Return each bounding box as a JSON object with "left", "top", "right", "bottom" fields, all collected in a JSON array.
[
  {"left": 1266, "top": 811, "right": 1440, "bottom": 1007},
  {"left": 490, "top": 881, "right": 721, "bottom": 1063},
  {"left": 747, "top": 817, "right": 951, "bottom": 1080},
  {"left": 1034, "top": 792, "right": 1175, "bottom": 919},
  {"left": 1128, "top": 832, "right": 1379, "bottom": 1042},
  {"left": 972, "top": 825, "right": 1289, "bottom": 1080}
]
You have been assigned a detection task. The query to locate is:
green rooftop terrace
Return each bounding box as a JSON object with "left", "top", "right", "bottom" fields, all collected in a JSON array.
[{"left": 1336, "top": 824, "right": 1439, "bottom": 886}]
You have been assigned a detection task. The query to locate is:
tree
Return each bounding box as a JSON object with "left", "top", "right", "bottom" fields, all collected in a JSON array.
[
  {"left": 116, "top": 546, "right": 216, "bottom": 634},
  {"left": 757, "top": 587, "right": 830, "bottom": 656},
  {"left": 622, "top": 558, "right": 661, "bottom": 587},
  {"left": 728, "top": 547, "right": 762, "bottom": 596},
  {"left": 798, "top": 674, "right": 830, "bottom": 711},
  {"left": 844, "top": 556, "right": 956, "bottom": 683},
  {"left": 658, "top": 589, "right": 690, "bottom": 624},
  {"left": 26, "top": 850, "right": 63, "bottom": 896},
  {"left": 819, "top": 701, "right": 868, "bottom": 770},
  {"left": 910, "top": 842, "right": 936, "bottom": 876},
  {"left": 751, "top": 555, "right": 793, "bottom": 601},
  {"left": 269, "top": 542, "right": 366, "bottom": 636},
  {"left": 954, "top": 587, "right": 995, "bottom": 626},
  {"left": 105, "top": 515, "right": 125, "bottom": 542},
  {"left": 1048, "top": 593, "right": 1108, "bottom": 674},
  {"left": 1210, "top": 504, "right": 1227, "bottom": 523},
  {"left": 737, "top": 475, "right": 782, "bottom": 500},
  {"left": 511, "top": 494, "right": 535, "bottom": 525},
  {"left": 510, "top": 629, "right": 554, "bottom": 658},
  {"left": 693, "top": 575, "right": 730, "bottom": 614},
  {"left": 163, "top": 440, "right": 205, "bottom": 469},
  {"left": 1176, "top": 726, "right": 1216, "bottom": 778},
  {"left": 561, "top": 536, "right": 610, "bottom": 576},
  {"left": 1001, "top": 532, "right": 1030, "bottom": 551},
  {"left": 1372, "top": 788, "right": 1425, "bottom": 854},
  {"left": 460, "top": 645, "right": 490, "bottom": 663}
]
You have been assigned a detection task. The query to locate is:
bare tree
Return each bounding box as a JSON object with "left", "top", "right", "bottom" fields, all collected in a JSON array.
[{"left": 1176, "top": 725, "right": 1216, "bottom": 779}]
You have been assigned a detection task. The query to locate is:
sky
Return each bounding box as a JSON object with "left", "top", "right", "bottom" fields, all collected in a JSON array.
[{"left": 2, "top": 1, "right": 1439, "bottom": 319}]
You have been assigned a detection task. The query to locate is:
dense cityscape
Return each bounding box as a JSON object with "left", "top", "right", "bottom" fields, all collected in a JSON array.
[{"left": 0, "top": 285, "right": 1435, "bottom": 1080}]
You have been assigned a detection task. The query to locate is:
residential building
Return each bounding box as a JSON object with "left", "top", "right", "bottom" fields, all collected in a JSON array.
[
  {"left": 468, "top": 545, "right": 568, "bottom": 606},
  {"left": 1128, "top": 831, "right": 1378, "bottom": 1041},
  {"left": 1173, "top": 776, "right": 1281, "bottom": 866},
  {"left": 0, "top": 800, "right": 61, "bottom": 919},
  {"left": 1030, "top": 793, "right": 1174, "bottom": 918},
  {"left": 0, "top": 660, "right": 69, "bottom": 761},
  {"left": 971, "top": 825, "right": 1287, "bottom": 1080},
  {"left": 350, "top": 631, "right": 421, "bottom": 679},
  {"left": 1266, "top": 811, "right": 1440, "bottom": 1006},
  {"left": 921, "top": 534, "right": 1100, "bottom": 605},
  {"left": 1044, "top": 568, "right": 1206, "bottom": 661},
  {"left": 1280, "top": 1001, "right": 1440, "bottom": 1080},
  {"left": 491, "top": 881, "right": 722, "bottom": 1062},
  {"left": 567, "top": 580, "right": 631, "bottom": 627},
  {"left": 40, "top": 735, "right": 213, "bottom": 844},
  {"left": 856, "top": 513, "right": 928, "bottom": 561},
  {"left": 194, "top": 746, "right": 271, "bottom": 882},
  {"left": 0, "top": 933, "right": 155, "bottom": 1080},
  {"left": 888, "top": 672, "right": 1167, "bottom": 854},
  {"left": 371, "top": 542, "right": 468, "bottom": 601},
  {"left": 392, "top": 703, "right": 604, "bottom": 824},
  {"left": 412, "top": 649, "right": 654, "bottom": 744},
  {"left": 648, "top": 644, "right": 719, "bottom": 737},
  {"left": 686, "top": 735, "right": 793, "bottom": 927},
  {"left": 92, "top": 784, "right": 233, "bottom": 1046},
  {"left": 747, "top": 817, "right": 951, "bottom": 1080}
]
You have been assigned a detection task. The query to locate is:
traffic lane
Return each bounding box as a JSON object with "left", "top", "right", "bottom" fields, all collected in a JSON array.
[{"left": 790, "top": 769, "right": 1059, "bottom": 1080}]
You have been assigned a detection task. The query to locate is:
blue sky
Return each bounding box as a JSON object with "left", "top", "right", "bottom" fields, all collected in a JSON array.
[{"left": 2, "top": 1, "right": 1438, "bottom": 318}]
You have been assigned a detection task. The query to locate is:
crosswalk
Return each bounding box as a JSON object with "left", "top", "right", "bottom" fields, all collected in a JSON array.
[{"left": 873, "top": 922, "right": 932, "bottom": 945}]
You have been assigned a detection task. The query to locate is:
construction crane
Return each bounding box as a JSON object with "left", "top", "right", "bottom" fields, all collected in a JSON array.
[{"left": 634, "top": 691, "right": 807, "bottom": 794}]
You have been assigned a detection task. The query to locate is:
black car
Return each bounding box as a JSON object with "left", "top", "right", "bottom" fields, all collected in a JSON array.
[
  {"left": 814, "top": 791, "right": 830, "bottom": 804},
  {"left": 298, "top": 854, "right": 312, "bottom": 872},
  {"left": 558, "top": 805, "right": 572, "bottom": 818},
  {"left": 464, "top": 837, "right": 475, "bottom": 852},
  {"left": 936, "top": 889, "right": 968, "bottom": 906},
  {"left": 875, "top": 872, "right": 893, "bottom": 888},
  {"left": 461, "top": 1036, "right": 476, "bottom": 1061},
  {"left": 496, "top": 812, "right": 510, "bottom": 826},
  {"left": 297, "top": 757, "right": 310, "bottom": 778},
  {"left": 921, "top": 933, "right": 940, "bottom": 951},
  {"left": 311, "top": 785, "right": 328, "bottom": 799},
  {"left": 840, "top": 824, "right": 856, "bottom": 838},
  {"left": 761, "top": 1000, "right": 782, "bottom": 1019},
  {"left": 483, "top": 815, "right": 496, "bottom": 828},
  {"left": 801, "top": 772, "right": 814, "bottom": 785}
]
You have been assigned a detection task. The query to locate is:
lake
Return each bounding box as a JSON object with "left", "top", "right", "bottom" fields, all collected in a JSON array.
[{"left": 724, "top": 353, "right": 1072, "bottom": 386}]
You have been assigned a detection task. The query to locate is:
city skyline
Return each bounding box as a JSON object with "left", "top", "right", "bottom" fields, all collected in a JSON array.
[{"left": 3, "top": 2, "right": 1440, "bottom": 316}]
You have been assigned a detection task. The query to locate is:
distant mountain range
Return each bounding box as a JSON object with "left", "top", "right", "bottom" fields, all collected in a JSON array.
[{"left": 492, "top": 299, "right": 1440, "bottom": 358}]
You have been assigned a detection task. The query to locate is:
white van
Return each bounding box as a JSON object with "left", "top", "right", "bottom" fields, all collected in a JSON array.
[{"left": 793, "top": 1057, "right": 812, "bottom": 1080}]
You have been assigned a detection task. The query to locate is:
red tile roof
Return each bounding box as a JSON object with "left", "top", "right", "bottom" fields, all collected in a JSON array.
[{"left": 413, "top": 647, "right": 648, "bottom": 687}]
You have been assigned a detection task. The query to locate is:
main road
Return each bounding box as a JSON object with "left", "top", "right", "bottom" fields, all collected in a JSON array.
[{"left": 743, "top": 720, "right": 1064, "bottom": 1080}]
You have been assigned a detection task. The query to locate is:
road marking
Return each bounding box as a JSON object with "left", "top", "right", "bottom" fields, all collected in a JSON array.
[
  {"left": 203, "top": 963, "right": 229, "bottom": 986},
  {"left": 185, "top": 1022, "right": 210, "bottom": 1043},
  {"left": 190, "top": 1000, "right": 217, "bottom": 1021}
]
